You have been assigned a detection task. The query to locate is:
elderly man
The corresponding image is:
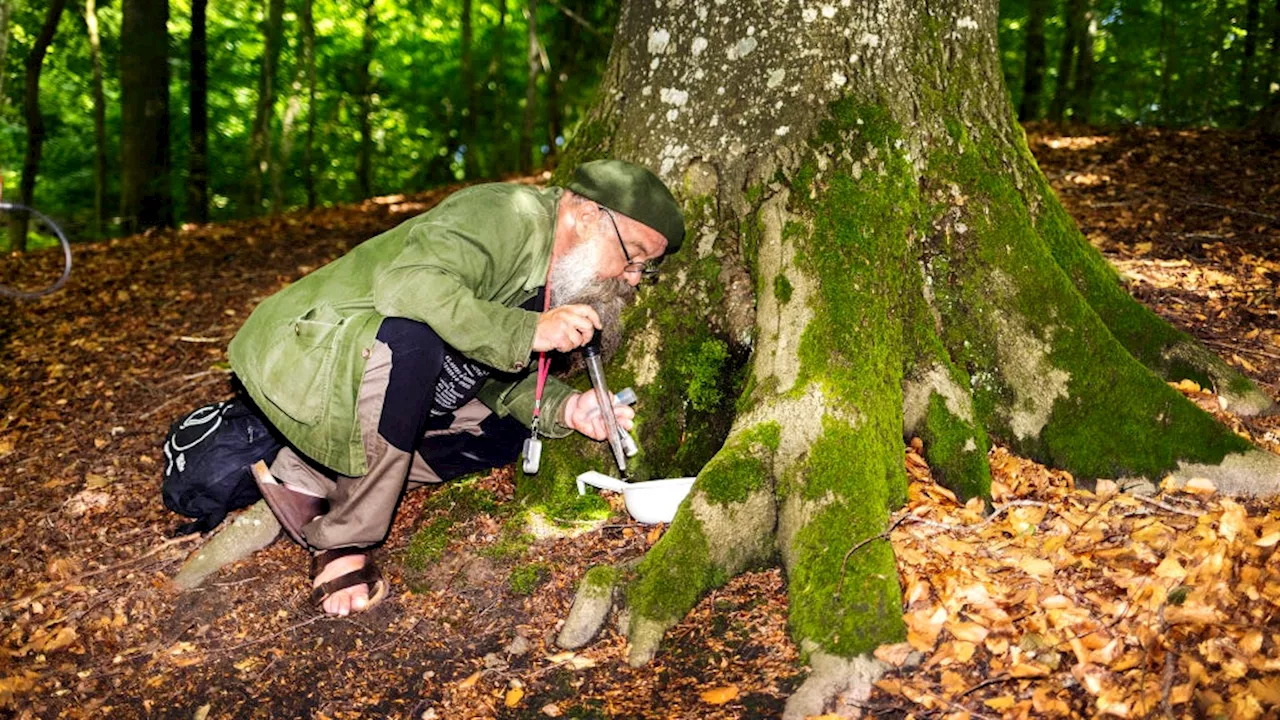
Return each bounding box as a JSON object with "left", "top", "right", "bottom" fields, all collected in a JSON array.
[{"left": 228, "top": 160, "right": 683, "bottom": 616}]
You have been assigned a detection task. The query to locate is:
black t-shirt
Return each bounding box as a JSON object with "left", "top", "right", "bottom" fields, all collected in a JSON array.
[{"left": 425, "top": 287, "right": 546, "bottom": 422}]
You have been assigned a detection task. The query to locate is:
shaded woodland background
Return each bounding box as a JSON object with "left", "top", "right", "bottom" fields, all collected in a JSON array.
[{"left": 1, "top": 0, "right": 1279, "bottom": 252}]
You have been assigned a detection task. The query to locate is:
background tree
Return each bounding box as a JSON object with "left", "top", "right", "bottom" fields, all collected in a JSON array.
[
  {"left": 0, "top": 0, "right": 15, "bottom": 111},
  {"left": 241, "top": 0, "right": 286, "bottom": 215},
  {"left": 7, "top": 0, "right": 68, "bottom": 252},
  {"left": 1019, "top": 0, "right": 1050, "bottom": 120},
  {"left": 517, "top": 0, "right": 540, "bottom": 174},
  {"left": 354, "top": 0, "right": 375, "bottom": 199},
  {"left": 119, "top": 0, "right": 171, "bottom": 232},
  {"left": 83, "top": 0, "right": 108, "bottom": 234},
  {"left": 542, "top": 0, "right": 1280, "bottom": 714},
  {"left": 187, "top": 0, "right": 209, "bottom": 223}
]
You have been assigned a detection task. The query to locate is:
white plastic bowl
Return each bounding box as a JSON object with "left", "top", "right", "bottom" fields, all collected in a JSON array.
[{"left": 576, "top": 471, "right": 695, "bottom": 525}]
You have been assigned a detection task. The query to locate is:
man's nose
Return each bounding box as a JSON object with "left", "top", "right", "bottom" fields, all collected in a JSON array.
[{"left": 622, "top": 270, "right": 642, "bottom": 287}]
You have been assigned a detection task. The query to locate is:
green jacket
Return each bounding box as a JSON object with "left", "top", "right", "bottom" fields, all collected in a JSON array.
[{"left": 228, "top": 183, "right": 576, "bottom": 476}]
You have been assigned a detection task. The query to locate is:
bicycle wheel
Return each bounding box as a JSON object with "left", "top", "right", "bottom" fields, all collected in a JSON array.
[{"left": 0, "top": 202, "right": 73, "bottom": 300}]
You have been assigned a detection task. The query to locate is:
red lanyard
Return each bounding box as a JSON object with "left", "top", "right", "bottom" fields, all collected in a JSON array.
[{"left": 530, "top": 282, "right": 552, "bottom": 433}]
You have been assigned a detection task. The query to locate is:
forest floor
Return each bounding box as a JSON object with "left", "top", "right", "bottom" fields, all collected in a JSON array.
[{"left": 0, "top": 127, "right": 1278, "bottom": 720}]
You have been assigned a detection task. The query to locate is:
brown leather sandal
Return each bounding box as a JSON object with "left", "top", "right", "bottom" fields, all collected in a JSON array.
[
  {"left": 310, "top": 547, "right": 389, "bottom": 612},
  {"left": 251, "top": 460, "right": 326, "bottom": 547}
]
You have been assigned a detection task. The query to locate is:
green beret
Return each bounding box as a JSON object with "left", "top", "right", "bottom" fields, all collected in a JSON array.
[{"left": 566, "top": 159, "right": 684, "bottom": 253}]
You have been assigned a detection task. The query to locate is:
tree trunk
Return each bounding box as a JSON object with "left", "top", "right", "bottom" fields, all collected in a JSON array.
[
  {"left": 1243, "top": 0, "right": 1262, "bottom": 110},
  {"left": 272, "top": 78, "right": 303, "bottom": 214},
  {"left": 355, "top": 0, "right": 375, "bottom": 199},
  {"left": 0, "top": 0, "right": 12, "bottom": 108},
  {"left": 547, "top": 0, "right": 1280, "bottom": 713},
  {"left": 484, "top": 0, "right": 509, "bottom": 174},
  {"left": 518, "top": 0, "right": 539, "bottom": 174},
  {"left": 461, "top": 0, "right": 479, "bottom": 178},
  {"left": 7, "top": 0, "right": 67, "bottom": 252},
  {"left": 1071, "top": 2, "right": 1095, "bottom": 124},
  {"left": 1049, "top": 0, "right": 1081, "bottom": 122},
  {"left": 84, "top": 0, "right": 108, "bottom": 234},
  {"left": 187, "top": 0, "right": 209, "bottom": 224},
  {"left": 242, "top": 0, "right": 287, "bottom": 215},
  {"left": 1018, "top": 0, "right": 1050, "bottom": 121},
  {"left": 302, "top": 0, "right": 317, "bottom": 209},
  {"left": 1160, "top": 0, "right": 1177, "bottom": 123}
]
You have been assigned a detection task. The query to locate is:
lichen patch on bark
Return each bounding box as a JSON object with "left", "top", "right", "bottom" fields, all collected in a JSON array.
[
  {"left": 736, "top": 383, "right": 844, "bottom": 472},
  {"left": 902, "top": 363, "right": 975, "bottom": 435},
  {"left": 623, "top": 318, "right": 661, "bottom": 387},
  {"left": 753, "top": 189, "right": 816, "bottom": 393},
  {"left": 990, "top": 293, "right": 1071, "bottom": 441},
  {"left": 775, "top": 489, "right": 836, "bottom": 571}
]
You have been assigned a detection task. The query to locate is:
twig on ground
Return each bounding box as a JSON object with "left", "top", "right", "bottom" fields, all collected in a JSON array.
[
  {"left": 1187, "top": 200, "right": 1279, "bottom": 222},
  {"left": 957, "top": 673, "right": 1013, "bottom": 698},
  {"left": 213, "top": 615, "right": 325, "bottom": 654},
  {"left": 1136, "top": 494, "right": 1201, "bottom": 518},
  {"left": 1203, "top": 338, "right": 1280, "bottom": 361}
]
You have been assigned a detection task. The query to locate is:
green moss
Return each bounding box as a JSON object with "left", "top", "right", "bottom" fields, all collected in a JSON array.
[
  {"left": 678, "top": 339, "right": 731, "bottom": 413},
  {"left": 697, "top": 423, "right": 779, "bottom": 506},
  {"left": 788, "top": 499, "right": 906, "bottom": 657},
  {"left": 626, "top": 508, "right": 715, "bottom": 623},
  {"left": 923, "top": 126, "right": 1251, "bottom": 481},
  {"left": 773, "top": 274, "right": 793, "bottom": 304},
  {"left": 509, "top": 562, "right": 551, "bottom": 595},
  {"left": 405, "top": 517, "right": 453, "bottom": 571},
  {"left": 918, "top": 394, "right": 992, "bottom": 502},
  {"left": 582, "top": 564, "right": 620, "bottom": 591}
]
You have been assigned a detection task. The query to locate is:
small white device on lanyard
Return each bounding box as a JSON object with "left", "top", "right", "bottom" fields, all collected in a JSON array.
[
  {"left": 522, "top": 434, "right": 543, "bottom": 474},
  {"left": 522, "top": 283, "right": 554, "bottom": 475}
]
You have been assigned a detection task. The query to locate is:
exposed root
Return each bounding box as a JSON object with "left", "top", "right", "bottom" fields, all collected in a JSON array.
[
  {"left": 782, "top": 644, "right": 887, "bottom": 720},
  {"left": 1163, "top": 449, "right": 1280, "bottom": 497}
]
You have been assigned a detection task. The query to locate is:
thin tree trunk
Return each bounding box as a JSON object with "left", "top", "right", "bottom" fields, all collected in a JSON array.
[
  {"left": 1071, "top": 3, "right": 1095, "bottom": 124},
  {"left": 1049, "top": 0, "right": 1081, "bottom": 122},
  {"left": 7, "top": 0, "right": 67, "bottom": 252},
  {"left": 242, "top": 0, "right": 287, "bottom": 215},
  {"left": 120, "top": 0, "right": 172, "bottom": 233},
  {"left": 272, "top": 78, "right": 303, "bottom": 214},
  {"left": 301, "top": 0, "right": 317, "bottom": 209},
  {"left": 1267, "top": 0, "right": 1280, "bottom": 127},
  {"left": 484, "top": 0, "right": 509, "bottom": 174},
  {"left": 0, "top": 0, "right": 14, "bottom": 110},
  {"left": 187, "top": 0, "right": 209, "bottom": 223},
  {"left": 1018, "top": 0, "right": 1049, "bottom": 121},
  {"left": 85, "top": 0, "right": 108, "bottom": 234},
  {"left": 1160, "top": 0, "right": 1176, "bottom": 123},
  {"left": 355, "top": 0, "right": 376, "bottom": 199},
  {"left": 518, "top": 0, "right": 539, "bottom": 174},
  {"left": 1243, "top": 0, "right": 1262, "bottom": 109},
  {"left": 461, "top": 0, "right": 478, "bottom": 177}
]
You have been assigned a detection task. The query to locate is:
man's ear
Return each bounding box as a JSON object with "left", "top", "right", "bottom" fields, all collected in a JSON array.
[{"left": 577, "top": 202, "right": 600, "bottom": 226}]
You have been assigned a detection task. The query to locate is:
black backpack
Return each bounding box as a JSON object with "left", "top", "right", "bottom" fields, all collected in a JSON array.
[{"left": 162, "top": 397, "right": 283, "bottom": 535}]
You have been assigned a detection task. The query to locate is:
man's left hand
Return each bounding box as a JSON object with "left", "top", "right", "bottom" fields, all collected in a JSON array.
[{"left": 562, "top": 391, "right": 635, "bottom": 441}]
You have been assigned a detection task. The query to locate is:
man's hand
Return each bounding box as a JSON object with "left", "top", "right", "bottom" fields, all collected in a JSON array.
[
  {"left": 532, "top": 305, "right": 602, "bottom": 353},
  {"left": 561, "top": 391, "right": 635, "bottom": 441}
]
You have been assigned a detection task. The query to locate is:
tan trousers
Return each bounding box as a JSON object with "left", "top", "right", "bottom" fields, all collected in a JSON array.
[{"left": 268, "top": 338, "right": 494, "bottom": 549}]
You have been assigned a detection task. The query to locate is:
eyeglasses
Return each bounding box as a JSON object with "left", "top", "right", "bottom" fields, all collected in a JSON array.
[{"left": 600, "top": 206, "right": 659, "bottom": 279}]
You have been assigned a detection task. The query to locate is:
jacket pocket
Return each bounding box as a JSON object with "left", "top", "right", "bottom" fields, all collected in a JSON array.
[{"left": 260, "top": 304, "right": 347, "bottom": 425}]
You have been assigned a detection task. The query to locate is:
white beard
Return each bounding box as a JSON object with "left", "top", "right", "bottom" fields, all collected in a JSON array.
[{"left": 549, "top": 237, "right": 607, "bottom": 307}]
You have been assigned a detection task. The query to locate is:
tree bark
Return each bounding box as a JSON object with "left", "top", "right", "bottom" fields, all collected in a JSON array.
[
  {"left": 546, "top": 0, "right": 1280, "bottom": 713},
  {"left": 518, "top": 0, "right": 539, "bottom": 174},
  {"left": 484, "top": 0, "right": 509, "bottom": 174},
  {"left": 120, "top": 0, "right": 172, "bottom": 233},
  {"left": 272, "top": 78, "right": 304, "bottom": 214},
  {"left": 0, "top": 0, "right": 12, "bottom": 108},
  {"left": 1160, "top": 0, "right": 1177, "bottom": 123},
  {"left": 1049, "top": 0, "right": 1082, "bottom": 122},
  {"left": 461, "top": 0, "right": 479, "bottom": 177},
  {"left": 187, "top": 0, "right": 210, "bottom": 224},
  {"left": 1071, "top": 2, "right": 1095, "bottom": 124},
  {"left": 242, "top": 0, "right": 287, "bottom": 215},
  {"left": 7, "top": 0, "right": 67, "bottom": 252},
  {"left": 302, "top": 0, "right": 318, "bottom": 209},
  {"left": 1243, "top": 0, "right": 1262, "bottom": 110},
  {"left": 355, "top": 0, "right": 376, "bottom": 199},
  {"left": 1018, "top": 0, "right": 1050, "bottom": 121},
  {"left": 84, "top": 0, "right": 108, "bottom": 234}
]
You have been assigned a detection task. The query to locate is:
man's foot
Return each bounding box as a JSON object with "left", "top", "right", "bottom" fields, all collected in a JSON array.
[{"left": 310, "top": 548, "right": 388, "bottom": 616}]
